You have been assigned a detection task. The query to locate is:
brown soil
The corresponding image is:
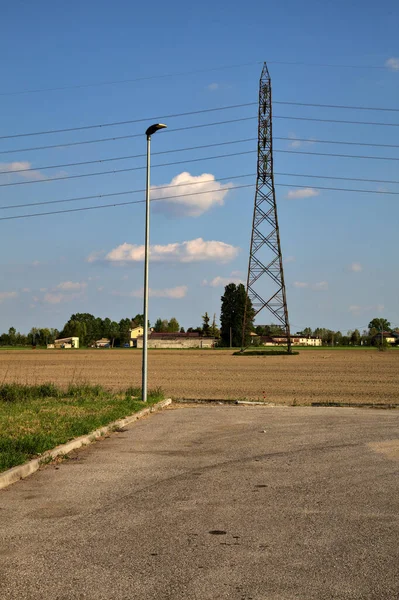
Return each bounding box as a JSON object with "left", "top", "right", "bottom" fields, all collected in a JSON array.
[{"left": 1, "top": 348, "right": 398, "bottom": 405}]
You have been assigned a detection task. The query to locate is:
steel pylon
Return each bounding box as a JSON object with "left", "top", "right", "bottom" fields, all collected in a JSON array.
[{"left": 242, "top": 62, "right": 291, "bottom": 352}]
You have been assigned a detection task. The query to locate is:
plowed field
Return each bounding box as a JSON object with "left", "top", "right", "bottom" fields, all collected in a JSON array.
[{"left": 0, "top": 349, "right": 398, "bottom": 405}]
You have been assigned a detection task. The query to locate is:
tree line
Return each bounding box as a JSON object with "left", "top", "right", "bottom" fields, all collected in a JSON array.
[{"left": 0, "top": 282, "right": 395, "bottom": 348}]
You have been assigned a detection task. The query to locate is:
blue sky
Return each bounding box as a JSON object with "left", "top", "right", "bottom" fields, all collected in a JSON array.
[{"left": 0, "top": 0, "right": 398, "bottom": 334}]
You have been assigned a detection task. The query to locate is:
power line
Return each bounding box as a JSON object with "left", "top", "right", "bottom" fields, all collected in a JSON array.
[
  {"left": 0, "top": 138, "right": 256, "bottom": 175},
  {"left": 0, "top": 183, "right": 255, "bottom": 222},
  {"left": 0, "top": 149, "right": 256, "bottom": 188},
  {"left": 0, "top": 61, "right": 263, "bottom": 97},
  {"left": 277, "top": 183, "right": 399, "bottom": 196},
  {"left": 274, "top": 100, "right": 399, "bottom": 113},
  {"left": 3, "top": 169, "right": 399, "bottom": 213},
  {"left": 0, "top": 103, "right": 258, "bottom": 140},
  {"left": 3, "top": 134, "right": 399, "bottom": 177},
  {"left": 3, "top": 144, "right": 399, "bottom": 189},
  {"left": 0, "top": 173, "right": 399, "bottom": 210},
  {"left": 276, "top": 136, "right": 399, "bottom": 150},
  {"left": 0, "top": 173, "right": 254, "bottom": 211},
  {"left": 276, "top": 148, "right": 399, "bottom": 162},
  {"left": 2, "top": 98, "right": 399, "bottom": 141},
  {"left": 0, "top": 58, "right": 395, "bottom": 98},
  {"left": 2, "top": 112, "right": 399, "bottom": 157},
  {"left": 274, "top": 171, "right": 399, "bottom": 186},
  {"left": 273, "top": 115, "right": 399, "bottom": 127},
  {"left": 268, "top": 59, "right": 394, "bottom": 70},
  {"left": 2, "top": 177, "right": 398, "bottom": 223},
  {"left": 0, "top": 116, "right": 258, "bottom": 155}
]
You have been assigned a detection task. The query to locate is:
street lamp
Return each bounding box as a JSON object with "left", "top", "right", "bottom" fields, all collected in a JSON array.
[{"left": 142, "top": 123, "right": 167, "bottom": 402}]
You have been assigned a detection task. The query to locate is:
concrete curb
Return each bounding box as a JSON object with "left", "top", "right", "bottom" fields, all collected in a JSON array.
[
  {"left": 0, "top": 398, "right": 172, "bottom": 491},
  {"left": 173, "top": 398, "right": 275, "bottom": 406}
]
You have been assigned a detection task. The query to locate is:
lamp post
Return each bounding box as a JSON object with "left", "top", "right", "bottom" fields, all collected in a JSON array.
[{"left": 142, "top": 123, "right": 167, "bottom": 402}]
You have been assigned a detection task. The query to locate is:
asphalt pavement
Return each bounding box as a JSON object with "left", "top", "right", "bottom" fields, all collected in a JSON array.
[{"left": 1, "top": 404, "right": 398, "bottom": 600}]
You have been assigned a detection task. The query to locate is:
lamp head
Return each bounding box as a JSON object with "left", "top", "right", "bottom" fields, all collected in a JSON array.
[{"left": 146, "top": 123, "right": 167, "bottom": 137}]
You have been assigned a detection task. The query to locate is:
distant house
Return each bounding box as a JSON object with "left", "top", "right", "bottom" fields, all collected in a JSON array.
[
  {"left": 372, "top": 331, "right": 399, "bottom": 346},
  {"left": 94, "top": 338, "right": 111, "bottom": 348},
  {"left": 259, "top": 335, "right": 322, "bottom": 347},
  {"left": 54, "top": 337, "right": 79, "bottom": 349},
  {"left": 135, "top": 332, "right": 215, "bottom": 349},
  {"left": 129, "top": 326, "right": 145, "bottom": 347}
]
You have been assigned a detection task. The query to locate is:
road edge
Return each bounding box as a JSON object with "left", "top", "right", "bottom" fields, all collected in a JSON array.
[{"left": 0, "top": 398, "right": 172, "bottom": 491}]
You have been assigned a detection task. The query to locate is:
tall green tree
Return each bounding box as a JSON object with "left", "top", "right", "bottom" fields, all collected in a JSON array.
[
  {"left": 368, "top": 318, "right": 391, "bottom": 333},
  {"left": 131, "top": 313, "right": 145, "bottom": 327},
  {"left": 154, "top": 318, "right": 168, "bottom": 333},
  {"left": 168, "top": 318, "right": 180, "bottom": 333},
  {"left": 109, "top": 321, "right": 120, "bottom": 347},
  {"left": 8, "top": 327, "right": 16, "bottom": 346},
  {"left": 220, "top": 283, "right": 254, "bottom": 347},
  {"left": 350, "top": 329, "right": 361, "bottom": 346},
  {"left": 202, "top": 312, "right": 211, "bottom": 336},
  {"left": 210, "top": 314, "right": 219, "bottom": 339},
  {"left": 119, "top": 318, "right": 132, "bottom": 345}
]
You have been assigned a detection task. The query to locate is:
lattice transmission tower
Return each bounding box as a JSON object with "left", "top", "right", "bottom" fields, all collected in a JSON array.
[{"left": 242, "top": 62, "right": 291, "bottom": 353}]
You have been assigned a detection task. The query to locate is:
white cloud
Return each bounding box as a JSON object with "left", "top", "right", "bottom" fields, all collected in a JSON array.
[
  {"left": 202, "top": 275, "right": 244, "bottom": 288},
  {"left": 349, "top": 262, "right": 363, "bottom": 272},
  {"left": 87, "top": 251, "right": 105, "bottom": 264},
  {"left": 152, "top": 172, "right": 232, "bottom": 217},
  {"left": 93, "top": 238, "right": 239, "bottom": 265},
  {"left": 141, "top": 285, "right": 188, "bottom": 299},
  {"left": 284, "top": 255, "right": 296, "bottom": 263},
  {"left": 286, "top": 188, "right": 320, "bottom": 199},
  {"left": 115, "top": 286, "right": 188, "bottom": 299},
  {"left": 0, "top": 161, "right": 47, "bottom": 181},
  {"left": 207, "top": 83, "right": 219, "bottom": 91},
  {"left": 386, "top": 57, "right": 399, "bottom": 71},
  {"left": 312, "top": 281, "right": 328, "bottom": 291},
  {"left": 39, "top": 288, "right": 47, "bottom": 292},
  {"left": 0, "top": 291, "right": 18, "bottom": 302},
  {"left": 293, "top": 281, "right": 309, "bottom": 288},
  {"left": 32, "top": 260, "right": 41, "bottom": 267},
  {"left": 293, "top": 281, "right": 328, "bottom": 291},
  {"left": 21, "top": 288, "right": 31, "bottom": 293},
  {"left": 349, "top": 304, "right": 384, "bottom": 316},
  {"left": 43, "top": 293, "right": 64, "bottom": 305},
  {"left": 288, "top": 134, "right": 315, "bottom": 149},
  {"left": 43, "top": 291, "right": 83, "bottom": 304},
  {"left": 56, "top": 281, "right": 87, "bottom": 292}
]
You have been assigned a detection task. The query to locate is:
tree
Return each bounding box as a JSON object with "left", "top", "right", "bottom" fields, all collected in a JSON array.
[
  {"left": 202, "top": 312, "right": 211, "bottom": 336},
  {"left": 334, "top": 331, "right": 343, "bottom": 346},
  {"left": 8, "top": 327, "right": 16, "bottom": 346},
  {"left": 220, "top": 283, "right": 254, "bottom": 347},
  {"left": 210, "top": 314, "right": 219, "bottom": 339},
  {"left": 119, "top": 318, "right": 132, "bottom": 345},
  {"left": 180, "top": 327, "right": 185, "bottom": 333},
  {"left": 61, "top": 313, "right": 99, "bottom": 345},
  {"left": 350, "top": 329, "right": 361, "bottom": 346},
  {"left": 109, "top": 321, "right": 120, "bottom": 347},
  {"left": 131, "top": 313, "right": 145, "bottom": 327},
  {"left": 154, "top": 318, "right": 168, "bottom": 333},
  {"left": 368, "top": 318, "right": 391, "bottom": 333},
  {"left": 167, "top": 318, "right": 180, "bottom": 333},
  {"left": 302, "top": 327, "right": 313, "bottom": 337},
  {"left": 40, "top": 328, "right": 51, "bottom": 345}
]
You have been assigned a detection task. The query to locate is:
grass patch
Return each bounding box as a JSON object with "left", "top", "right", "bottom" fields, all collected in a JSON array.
[
  {"left": 233, "top": 350, "right": 299, "bottom": 356},
  {"left": 0, "top": 382, "right": 164, "bottom": 472}
]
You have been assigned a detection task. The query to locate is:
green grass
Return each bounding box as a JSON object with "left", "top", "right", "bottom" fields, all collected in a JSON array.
[{"left": 0, "top": 382, "right": 164, "bottom": 472}]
